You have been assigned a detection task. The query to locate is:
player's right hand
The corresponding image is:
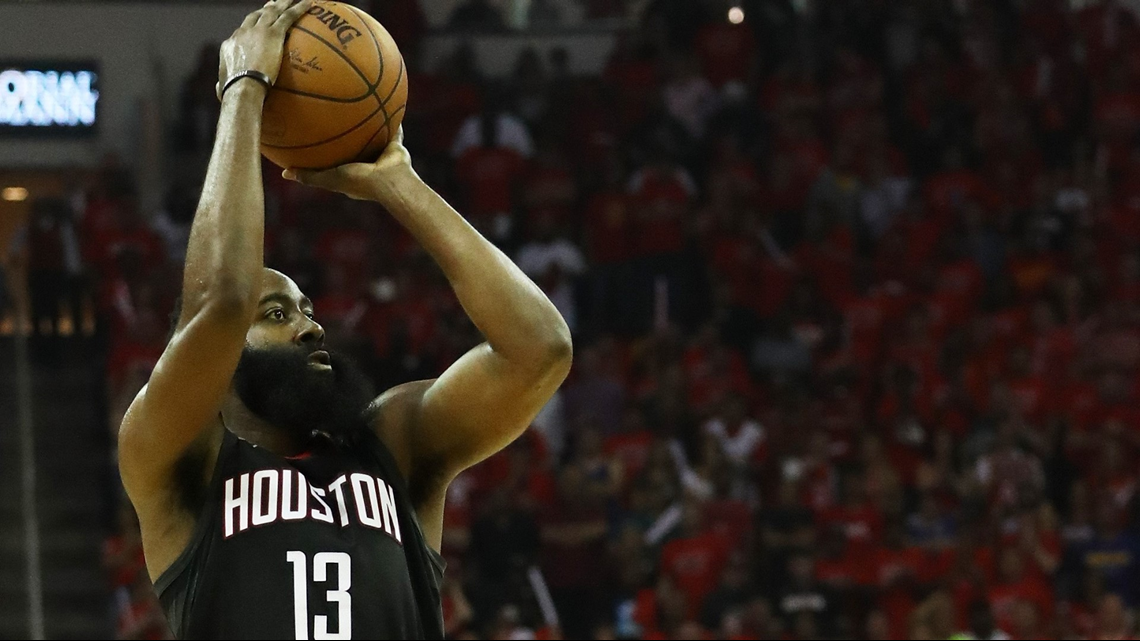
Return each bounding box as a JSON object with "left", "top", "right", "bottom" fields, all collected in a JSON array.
[
  {"left": 216, "top": 0, "right": 314, "bottom": 100},
  {"left": 282, "top": 126, "right": 412, "bottom": 201}
]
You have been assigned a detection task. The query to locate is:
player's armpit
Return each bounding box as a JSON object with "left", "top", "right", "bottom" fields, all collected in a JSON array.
[
  {"left": 117, "top": 307, "right": 247, "bottom": 503},
  {"left": 382, "top": 340, "right": 571, "bottom": 488}
]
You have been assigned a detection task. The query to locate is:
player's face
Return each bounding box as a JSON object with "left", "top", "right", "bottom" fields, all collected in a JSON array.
[
  {"left": 246, "top": 269, "right": 329, "bottom": 369},
  {"left": 231, "top": 269, "right": 374, "bottom": 443}
]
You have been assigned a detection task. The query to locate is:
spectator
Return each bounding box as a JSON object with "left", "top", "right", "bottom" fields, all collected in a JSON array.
[
  {"left": 566, "top": 425, "right": 623, "bottom": 505},
  {"left": 452, "top": 86, "right": 534, "bottom": 161},
  {"left": 700, "top": 392, "right": 766, "bottom": 489},
  {"left": 869, "top": 521, "right": 926, "bottom": 639},
  {"left": 174, "top": 44, "right": 221, "bottom": 155},
  {"left": 734, "top": 596, "right": 780, "bottom": 639},
  {"left": 468, "top": 488, "right": 540, "bottom": 621},
  {"left": 14, "top": 198, "right": 86, "bottom": 356},
  {"left": 511, "top": 48, "right": 549, "bottom": 128},
  {"left": 776, "top": 553, "right": 836, "bottom": 636},
  {"left": 582, "top": 155, "right": 637, "bottom": 335},
  {"left": 539, "top": 465, "right": 609, "bottom": 638},
  {"left": 698, "top": 552, "right": 754, "bottom": 631},
  {"left": 1069, "top": 499, "right": 1140, "bottom": 607},
  {"left": 632, "top": 574, "right": 690, "bottom": 639},
  {"left": 986, "top": 548, "right": 1054, "bottom": 634},
  {"left": 514, "top": 210, "right": 586, "bottom": 334},
  {"left": 150, "top": 183, "right": 196, "bottom": 268},
  {"left": 661, "top": 54, "right": 719, "bottom": 141},
  {"left": 819, "top": 469, "right": 884, "bottom": 552},
  {"left": 972, "top": 421, "right": 1047, "bottom": 518},
  {"left": 750, "top": 312, "right": 813, "bottom": 377},
  {"left": 485, "top": 604, "right": 535, "bottom": 640},
  {"left": 760, "top": 478, "right": 816, "bottom": 576},
  {"left": 625, "top": 151, "right": 699, "bottom": 332},
  {"left": 910, "top": 591, "right": 957, "bottom": 640},
  {"left": 908, "top": 492, "right": 957, "bottom": 550},
  {"left": 955, "top": 599, "right": 1011, "bottom": 640},
  {"left": 440, "top": 561, "right": 475, "bottom": 638},
  {"left": 1093, "top": 593, "right": 1135, "bottom": 641},
  {"left": 562, "top": 344, "right": 627, "bottom": 436},
  {"left": 453, "top": 93, "right": 529, "bottom": 240},
  {"left": 93, "top": 3, "right": 1140, "bottom": 637},
  {"left": 114, "top": 569, "right": 172, "bottom": 640}
]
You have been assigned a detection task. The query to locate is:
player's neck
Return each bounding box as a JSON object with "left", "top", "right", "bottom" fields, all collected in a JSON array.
[{"left": 221, "top": 394, "right": 308, "bottom": 457}]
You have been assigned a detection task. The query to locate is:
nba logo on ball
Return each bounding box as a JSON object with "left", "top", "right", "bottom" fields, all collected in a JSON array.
[{"left": 260, "top": 0, "right": 408, "bottom": 170}]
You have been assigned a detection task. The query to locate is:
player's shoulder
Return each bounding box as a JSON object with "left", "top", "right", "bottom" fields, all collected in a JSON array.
[
  {"left": 364, "top": 379, "right": 438, "bottom": 482},
  {"left": 367, "top": 379, "right": 435, "bottom": 416}
]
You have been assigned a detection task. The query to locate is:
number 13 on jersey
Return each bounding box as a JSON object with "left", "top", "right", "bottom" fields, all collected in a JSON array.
[{"left": 287, "top": 551, "right": 352, "bottom": 640}]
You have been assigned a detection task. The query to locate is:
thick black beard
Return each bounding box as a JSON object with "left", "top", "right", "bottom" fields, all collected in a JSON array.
[{"left": 233, "top": 345, "right": 375, "bottom": 448}]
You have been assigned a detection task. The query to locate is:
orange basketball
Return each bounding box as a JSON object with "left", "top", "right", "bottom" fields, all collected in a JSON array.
[{"left": 260, "top": 1, "right": 407, "bottom": 170}]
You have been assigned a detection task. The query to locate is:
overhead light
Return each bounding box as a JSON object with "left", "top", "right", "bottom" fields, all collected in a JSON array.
[
  {"left": 2, "top": 187, "right": 28, "bottom": 202},
  {"left": 728, "top": 6, "right": 745, "bottom": 24}
]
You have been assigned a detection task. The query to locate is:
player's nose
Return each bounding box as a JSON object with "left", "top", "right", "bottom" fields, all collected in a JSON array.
[{"left": 297, "top": 317, "right": 325, "bottom": 348}]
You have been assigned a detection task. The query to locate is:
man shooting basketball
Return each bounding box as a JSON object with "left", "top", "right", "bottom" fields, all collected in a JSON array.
[{"left": 117, "top": 1, "right": 573, "bottom": 638}]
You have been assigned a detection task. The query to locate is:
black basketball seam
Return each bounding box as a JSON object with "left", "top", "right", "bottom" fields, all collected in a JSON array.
[
  {"left": 377, "top": 60, "right": 406, "bottom": 135},
  {"left": 273, "top": 85, "right": 373, "bottom": 104},
  {"left": 263, "top": 100, "right": 386, "bottom": 150},
  {"left": 381, "top": 58, "right": 406, "bottom": 108},
  {"left": 355, "top": 103, "right": 407, "bottom": 162},
  {"left": 293, "top": 24, "right": 379, "bottom": 94},
  {"left": 353, "top": 59, "right": 406, "bottom": 161},
  {"left": 344, "top": 4, "right": 386, "bottom": 107},
  {"left": 266, "top": 14, "right": 386, "bottom": 153},
  {"left": 353, "top": 112, "right": 389, "bottom": 161}
]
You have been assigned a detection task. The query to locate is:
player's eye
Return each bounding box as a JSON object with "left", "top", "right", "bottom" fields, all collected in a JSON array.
[
  {"left": 303, "top": 311, "right": 315, "bottom": 321},
  {"left": 267, "top": 309, "right": 287, "bottom": 322}
]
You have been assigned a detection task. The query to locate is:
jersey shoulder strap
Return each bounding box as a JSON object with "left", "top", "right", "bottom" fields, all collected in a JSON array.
[
  {"left": 359, "top": 429, "right": 446, "bottom": 640},
  {"left": 154, "top": 427, "right": 240, "bottom": 637}
]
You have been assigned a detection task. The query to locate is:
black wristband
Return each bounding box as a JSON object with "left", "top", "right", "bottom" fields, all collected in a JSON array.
[{"left": 219, "top": 70, "right": 273, "bottom": 99}]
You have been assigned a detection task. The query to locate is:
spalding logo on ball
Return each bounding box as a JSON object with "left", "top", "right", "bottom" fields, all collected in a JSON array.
[{"left": 261, "top": 0, "right": 408, "bottom": 170}]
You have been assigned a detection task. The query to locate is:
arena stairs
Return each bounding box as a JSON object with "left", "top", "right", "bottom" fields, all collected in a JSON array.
[{"left": 0, "top": 337, "right": 114, "bottom": 639}]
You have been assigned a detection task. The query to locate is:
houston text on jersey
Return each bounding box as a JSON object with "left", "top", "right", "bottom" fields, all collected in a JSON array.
[{"left": 223, "top": 469, "right": 403, "bottom": 544}]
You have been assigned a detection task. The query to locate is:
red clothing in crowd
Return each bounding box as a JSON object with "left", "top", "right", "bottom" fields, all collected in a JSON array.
[
  {"left": 539, "top": 502, "right": 609, "bottom": 591},
  {"left": 628, "top": 168, "right": 694, "bottom": 257},
  {"left": 661, "top": 530, "right": 732, "bottom": 616},
  {"left": 819, "top": 503, "right": 884, "bottom": 552},
  {"left": 314, "top": 227, "right": 372, "bottom": 289},
  {"left": 604, "top": 430, "right": 654, "bottom": 486},
  {"left": 708, "top": 235, "right": 794, "bottom": 318},
  {"left": 583, "top": 191, "right": 634, "bottom": 265},
  {"left": 870, "top": 545, "right": 926, "bottom": 639},
  {"left": 989, "top": 574, "right": 1054, "bottom": 633},
  {"left": 455, "top": 146, "right": 527, "bottom": 219}
]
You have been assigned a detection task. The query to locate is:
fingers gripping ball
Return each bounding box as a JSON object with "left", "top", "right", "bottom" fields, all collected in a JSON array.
[{"left": 261, "top": 1, "right": 408, "bottom": 170}]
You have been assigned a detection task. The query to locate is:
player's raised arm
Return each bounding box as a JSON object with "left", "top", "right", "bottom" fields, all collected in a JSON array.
[
  {"left": 287, "top": 129, "right": 573, "bottom": 493},
  {"left": 118, "top": 0, "right": 312, "bottom": 514}
]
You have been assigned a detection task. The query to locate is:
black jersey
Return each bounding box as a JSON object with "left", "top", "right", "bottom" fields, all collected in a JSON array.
[{"left": 155, "top": 427, "right": 445, "bottom": 640}]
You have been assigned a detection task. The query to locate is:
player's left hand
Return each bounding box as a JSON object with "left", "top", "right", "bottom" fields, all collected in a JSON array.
[{"left": 282, "top": 126, "right": 412, "bottom": 201}]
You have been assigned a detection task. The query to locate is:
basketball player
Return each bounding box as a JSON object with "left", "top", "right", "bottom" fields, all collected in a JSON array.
[{"left": 117, "top": 1, "right": 572, "bottom": 638}]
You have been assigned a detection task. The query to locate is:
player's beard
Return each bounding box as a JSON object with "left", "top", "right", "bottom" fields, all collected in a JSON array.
[{"left": 232, "top": 345, "right": 375, "bottom": 447}]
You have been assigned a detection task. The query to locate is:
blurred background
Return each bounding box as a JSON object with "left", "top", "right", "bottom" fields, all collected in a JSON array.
[{"left": 4, "top": 0, "right": 1140, "bottom": 639}]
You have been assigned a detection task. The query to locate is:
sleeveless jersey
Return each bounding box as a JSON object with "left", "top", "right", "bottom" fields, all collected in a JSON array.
[{"left": 156, "top": 427, "right": 445, "bottom": 640}]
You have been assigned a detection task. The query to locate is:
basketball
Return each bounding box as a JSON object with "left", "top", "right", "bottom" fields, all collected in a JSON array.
[{"left": 260, "top": 0, "right": 407, "bottom": 170}]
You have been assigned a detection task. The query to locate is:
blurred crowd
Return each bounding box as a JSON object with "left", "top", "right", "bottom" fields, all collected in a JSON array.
[{"left": 12, "top": 0, "right": 1140, "bottom": 638}]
